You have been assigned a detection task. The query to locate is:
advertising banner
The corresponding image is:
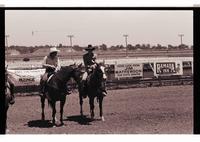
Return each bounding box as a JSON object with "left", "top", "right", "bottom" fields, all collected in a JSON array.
[
  {"left": 115, "top": 63, "right": 143, "bottom": 78},
  {"left": 154, "top": 61, "right": 183, "bottom": 76},
  {"left": 8, "top": 69, "right": 45, "bottom": 85}
]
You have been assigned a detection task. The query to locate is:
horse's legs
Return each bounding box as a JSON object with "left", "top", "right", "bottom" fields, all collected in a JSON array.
[
  {"left": 51, "top": 102, "right": 56, "bottom": 126},
  {"left": 89, "top": 97, "right": 95, "bottom": 119},
  {"left": 79, "top": 93, "right": 83, "bottom": 116},
  {"left": 60, "top": 97, "right": 66, "bottom": 125},
  {"left": 40, "top": 95, "right": 45, "bottom": 120},
  {"left": 99, "top": 96, "right": 105, "bottom": 121}
]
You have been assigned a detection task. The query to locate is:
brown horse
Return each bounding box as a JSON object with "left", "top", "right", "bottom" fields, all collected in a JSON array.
[
  {"left": 5, "top": 71, "right": 14, "bottom": 133},
  {"left": 75, "top": 63, "right": 107, "bottom": 121},
  {"left": 39, "top": 64, "right": 82, "bottom": 126}
]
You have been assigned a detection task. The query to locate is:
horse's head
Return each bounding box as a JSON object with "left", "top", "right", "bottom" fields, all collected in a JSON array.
[
  {"left": 95, "top": 63, "right": 107, "bottom": 81},
  {"left": 70, "top": 63, "right": 85, "bottom": 84}
]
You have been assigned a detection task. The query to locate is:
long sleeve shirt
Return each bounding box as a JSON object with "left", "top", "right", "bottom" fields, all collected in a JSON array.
[{"left": 42, "top": 55, "right": 61, "bottom": 72}]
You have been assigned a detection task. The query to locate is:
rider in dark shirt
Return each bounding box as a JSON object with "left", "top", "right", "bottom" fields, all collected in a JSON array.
[{"left": 82, "top": 45, "right": 107, "bottom": 97}]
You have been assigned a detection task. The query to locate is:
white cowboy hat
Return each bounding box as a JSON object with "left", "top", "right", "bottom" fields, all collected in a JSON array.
[{"left": 50, "top": 47, "right": 60, "bottom": 54}]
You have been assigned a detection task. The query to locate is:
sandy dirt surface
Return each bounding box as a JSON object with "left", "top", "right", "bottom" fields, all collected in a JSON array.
[{"left": 6, "top": 85, "right": 193, "bottom": 134}]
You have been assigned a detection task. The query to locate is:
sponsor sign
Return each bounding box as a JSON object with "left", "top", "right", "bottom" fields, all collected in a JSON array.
[
  {"left": 8, "top": 69, "right": 45, "bottom": 85},
  {"left": 154, "top": 61, "right": 183, "bottom": 76},
  {"left": 115, "top": 63, "right": 143, "bottom": 78}
]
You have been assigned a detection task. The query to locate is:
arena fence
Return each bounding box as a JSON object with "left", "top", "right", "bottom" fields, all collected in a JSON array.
[{"left": 7, "top": 57, "right": 193, "bottom": 94}]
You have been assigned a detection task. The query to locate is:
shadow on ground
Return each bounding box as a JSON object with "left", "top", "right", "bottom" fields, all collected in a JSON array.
[
  {"left": 64, "top": 115, "right": 93, "bottom": 125},
  {"left": 26, "top": 120, "right": 54, "bottom": 128}
]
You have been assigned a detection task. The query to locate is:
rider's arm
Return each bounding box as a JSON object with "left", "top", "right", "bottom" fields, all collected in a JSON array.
[
  {"left": 42, "top": 56, "right": 47, "bottom": 68},
  {"left": 92, "top": 53, "right": 97, "bottom": 63},
  {"left": 42, "top": 56, "right": 56, "bottom": 69},
  {"left": 55, "top": 58, "right": 61, "bottom": 71}
]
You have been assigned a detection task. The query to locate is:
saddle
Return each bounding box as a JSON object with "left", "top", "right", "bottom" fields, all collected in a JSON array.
[{"left": 40, "top": 72, "right": 70, "bottom": 96}]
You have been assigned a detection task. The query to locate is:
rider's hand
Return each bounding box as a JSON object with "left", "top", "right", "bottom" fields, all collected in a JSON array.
[
  {"left": 88, "top": 68, "right": 92, "bottom": 72},
  {"left": 43, "top": 64, "right": 56, "bottom": 69},
  {"left": 93, "top": 64, "right": 97, "bottom": 69}
]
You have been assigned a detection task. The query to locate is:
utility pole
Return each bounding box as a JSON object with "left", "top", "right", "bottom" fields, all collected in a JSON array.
[
  {"left": 123, "top": 34, "right": 128, "bottom": 57},
  {"left": 178, "top": 34, "right": 184, "bottom": 45},
  {"left": 5, "top": 35, "right": 9, "bottom": 48},
  {"left": 32, "top": 30, "right": 39, "bottom": 47},
  {"left": 67, "top": 35, "right": 74, "bottom": 49},
  {"left": 67, "top": 35, "right": 74, "bottom": 59}
]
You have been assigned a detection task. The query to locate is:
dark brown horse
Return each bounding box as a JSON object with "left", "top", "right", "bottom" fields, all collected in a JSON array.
[
  {"left": 5, "top": 70, "right": 14, "bottom": 132},
  {"left": 76, "top": 63, "right": 107, "bottom": 121},
  {"left": 39, "top": 64, "right": 82, "bottom": 126}
]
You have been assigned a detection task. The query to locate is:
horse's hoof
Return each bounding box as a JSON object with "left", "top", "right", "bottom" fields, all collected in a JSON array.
[
  {"left": 6, "top": 129, "right": 10, "bottom": 133},
  {"left": 101, "top": 116, "right": 105, "bottom": 121},
  {"left": 60, "top": 123, "right": 65, "bottom": 127},
  {"left": 41, "top": 116, "right": 45, "bottom": 120},
  {"left": 60, "top": 122, "right": 64, "bottom": 126}
]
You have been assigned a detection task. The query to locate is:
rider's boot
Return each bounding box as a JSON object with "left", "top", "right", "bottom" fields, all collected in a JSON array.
[
  {"left": 102, "top": 90, "right": 107, "bottom": 97},
  {"left": 97, "top": 88, "right": 107, "bottom": 97},
  {"left": 101, "top": 82, "right": 107, "bottom": 97}
]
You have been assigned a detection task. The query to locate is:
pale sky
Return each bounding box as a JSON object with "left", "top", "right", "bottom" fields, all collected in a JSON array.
[{"left": 5, "top": 10, "right": 193, "bottom": 47}]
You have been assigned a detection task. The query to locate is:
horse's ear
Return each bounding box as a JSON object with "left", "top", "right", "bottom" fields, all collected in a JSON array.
[
  {"left": 102, "top": 59, "right": 105, "bottom": 65},
  {"left": 99, "top": 60, "right": 105, "bottom": 66},
  {"left": 99, "top": 62, "right": 104, "bottom": 66},
  {"left": 78, "top": 63, "right": 82, "bottom": 68}
]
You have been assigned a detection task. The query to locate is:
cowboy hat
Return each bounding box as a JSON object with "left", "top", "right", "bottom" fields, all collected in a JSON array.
[
  {"left": 85, "top": 44, "right": 95, "bottom": 51},
  {"left": 50, "top": 47, "right": 60, "bottom": 54}
]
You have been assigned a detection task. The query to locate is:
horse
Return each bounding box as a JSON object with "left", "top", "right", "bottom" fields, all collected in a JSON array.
[
  {"left": 39, "top": 64, "right": 82, "bottom": 126},
  {"left": 75, "top": 63, "right": 107, "bottom": 121},
  {"left": 5, "top": 71, "right": 14, "bottom": 132}
]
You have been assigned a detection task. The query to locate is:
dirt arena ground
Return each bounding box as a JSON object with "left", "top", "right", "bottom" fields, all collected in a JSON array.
[{"left": 6, "top": 85, "right": 193, "bottom": 134}]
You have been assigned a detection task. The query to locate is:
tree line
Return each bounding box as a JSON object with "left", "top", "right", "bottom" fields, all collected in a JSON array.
[{"left": 6, "top": 43, "right": 193, "bottom": 54}]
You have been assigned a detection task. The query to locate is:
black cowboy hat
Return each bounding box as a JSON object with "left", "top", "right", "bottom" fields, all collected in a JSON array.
[{"left": 85, "top": 44, "right": 95, "bottom": 51}]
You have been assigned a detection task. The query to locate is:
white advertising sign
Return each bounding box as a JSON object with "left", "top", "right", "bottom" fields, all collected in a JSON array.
[
  {"left": 115, "top": 63, "right": 143, "bottom": 78},
  {"left": 8, "top": 69, "right": 45, "bottom": 85},
  {"left": 154, "top": 61, "right": 183, "bottom": 76}
]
